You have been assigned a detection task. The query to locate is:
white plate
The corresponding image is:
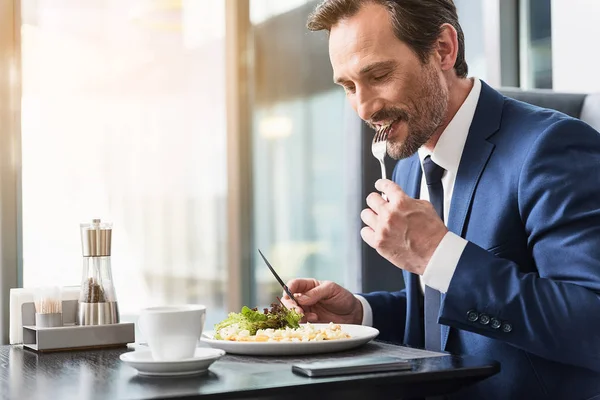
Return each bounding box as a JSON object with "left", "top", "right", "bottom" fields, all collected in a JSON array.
[
  {"left": 119, "top": 347, "right": 225, "bottom": 377},
  {"left": 201, "top": 324, "right": 379, "bottom": 356}
]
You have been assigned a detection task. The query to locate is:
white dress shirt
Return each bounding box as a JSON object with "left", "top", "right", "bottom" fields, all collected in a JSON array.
[{"left": 357, "top": 77, "right": 482, "bottom": 326}]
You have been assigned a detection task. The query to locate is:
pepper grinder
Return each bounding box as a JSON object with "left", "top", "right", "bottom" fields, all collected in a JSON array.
[{"left": 77, "top": 219, "right": 119, "bottom": 325}]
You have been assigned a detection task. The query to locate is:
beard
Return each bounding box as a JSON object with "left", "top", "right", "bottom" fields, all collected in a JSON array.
[{"left": 367, "top": 63, "right": 448, "bottom": 160}]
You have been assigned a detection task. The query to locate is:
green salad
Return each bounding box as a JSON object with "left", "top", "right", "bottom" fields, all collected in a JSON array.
[{"left": 214, "top": 303, "right": 303, "bottom": 339}]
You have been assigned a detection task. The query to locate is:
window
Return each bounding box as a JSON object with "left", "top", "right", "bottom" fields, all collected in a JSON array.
[
  {"left": 520, "top": 0, "right": 600, "bottom": 92},
  {"left": 20, "top": 0, "right": 229, "bottom": 328},
  {"left": 454, "top": 0, "right": 502, "bottom": 86},
  {"left": 249, "top": 0, "right": 362, "bottom": 308},
  {"left": 520, "top": 0, "right": 552, "bottom": 89},
  {"left": 549, "top": 0, "right": 600, "bottom": 92}
]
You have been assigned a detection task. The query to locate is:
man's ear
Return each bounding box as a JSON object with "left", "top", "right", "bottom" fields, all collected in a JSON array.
[{"left": 434, "top": 23, "right": 459, "bottom": 73}]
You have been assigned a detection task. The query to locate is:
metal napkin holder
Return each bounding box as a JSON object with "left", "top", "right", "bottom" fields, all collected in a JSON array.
[{"left": 21, "top": 300, "right": 135, "bottom": 352}]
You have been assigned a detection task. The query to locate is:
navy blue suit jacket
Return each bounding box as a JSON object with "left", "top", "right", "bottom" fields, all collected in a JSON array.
[{"left": 361, "top": 81, "right": 600, "bottom": 399}]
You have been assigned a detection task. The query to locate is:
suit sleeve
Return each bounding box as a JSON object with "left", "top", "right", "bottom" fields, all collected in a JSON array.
[
  {"left": 360, "top": 290, "right": 407, "bottom": 343},
  {"left": 439, "top": 119, "right": 600, "bottom": 372}
]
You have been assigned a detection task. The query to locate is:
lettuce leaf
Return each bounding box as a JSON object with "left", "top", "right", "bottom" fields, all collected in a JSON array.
[{"left": 214, "top": 304, "right": 303, "bottom": 338}]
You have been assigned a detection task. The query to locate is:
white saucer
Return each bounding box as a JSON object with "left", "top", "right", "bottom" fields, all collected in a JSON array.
[{"left": 120, "top": 347, "right": 225, "bottom": 377}]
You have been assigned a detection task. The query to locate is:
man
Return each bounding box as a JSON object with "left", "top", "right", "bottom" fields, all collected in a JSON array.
[{"left": 281, "top": 1, "right": 600, "bottom": 399}]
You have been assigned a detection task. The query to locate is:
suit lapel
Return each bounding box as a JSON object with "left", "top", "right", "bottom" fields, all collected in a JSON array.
[
  {"left": 441, "top": 81, "right": 504, "bottom": 351},
  {"left": 402, "top": 155, "right": 422, "bottom": 199},
  {"left": 447, "top": 81, "right": 503, "bottom": 236}
]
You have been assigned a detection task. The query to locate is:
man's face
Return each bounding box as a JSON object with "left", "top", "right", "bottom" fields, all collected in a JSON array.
[{"left": 329, "top": 3, "right": 448, "bottom": 159}]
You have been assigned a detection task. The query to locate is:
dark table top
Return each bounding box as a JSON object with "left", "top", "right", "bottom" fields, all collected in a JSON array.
[{"left": 0, "top": 341, "right": 499, "bottom": 400}]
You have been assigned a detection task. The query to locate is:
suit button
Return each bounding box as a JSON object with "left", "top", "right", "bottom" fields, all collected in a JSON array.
[
  {"left": 467, "top": 310, "right": 479, "bottom": 322},
  {"left": 502, "top": 323, "right": 512, "bottom": 333},
  {"left": 490, "top": 318, "right": 501, "bottom": 329},
  {"left": 479, "top": 314, "right": 490, "bottom": 325}
]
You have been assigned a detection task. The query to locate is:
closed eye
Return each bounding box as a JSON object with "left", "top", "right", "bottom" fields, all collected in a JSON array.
[
  {"left": 343, "top": 84, "right": 356, "bottom": 94},
  {"left": 372, "top": 73, "right": 389, "bottom": 82}
]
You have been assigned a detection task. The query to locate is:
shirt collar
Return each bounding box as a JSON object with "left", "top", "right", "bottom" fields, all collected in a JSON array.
[{"left": 418, "top": 77, "right": 482, "bottom": 173}]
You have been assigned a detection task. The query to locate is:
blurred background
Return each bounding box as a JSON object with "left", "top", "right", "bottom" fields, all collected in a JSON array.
[{"left": 1, "top": 0, "right": 599, "bottom": 341}]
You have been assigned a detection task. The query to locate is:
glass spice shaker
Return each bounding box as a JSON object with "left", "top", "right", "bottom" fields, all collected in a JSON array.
[{"left": 77, "top": 219, "right": 120, "bottom": 325}]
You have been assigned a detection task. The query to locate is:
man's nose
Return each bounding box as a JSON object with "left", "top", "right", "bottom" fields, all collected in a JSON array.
[{"left": 355, "top": 87, "right": 383, "bottom": 122}]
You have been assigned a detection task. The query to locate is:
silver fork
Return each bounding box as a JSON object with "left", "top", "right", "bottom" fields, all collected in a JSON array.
[{"left": 371, "top": 127, "right": 389, "bottom": 201}]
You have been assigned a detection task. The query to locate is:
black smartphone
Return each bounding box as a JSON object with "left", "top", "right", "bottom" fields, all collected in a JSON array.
[{"left": 291, "top": 356, "right": 412, "bottom": 377}]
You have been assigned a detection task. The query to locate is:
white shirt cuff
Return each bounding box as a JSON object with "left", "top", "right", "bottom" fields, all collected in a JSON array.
[
  {"left": 354, "top": 294, "right": 373, "bottom": 326},
  {"left": 421, "top": 231, "right": 468, "bottom": 293}
]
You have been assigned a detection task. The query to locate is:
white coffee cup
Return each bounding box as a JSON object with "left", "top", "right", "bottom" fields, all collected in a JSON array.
[{"left": 138, "top": 304, "right": 206, "bottom": 361}]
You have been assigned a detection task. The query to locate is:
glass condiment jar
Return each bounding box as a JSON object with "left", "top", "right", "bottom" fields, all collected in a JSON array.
[{"left": 77, "top": 219, "right": 119, "bottom": 325}]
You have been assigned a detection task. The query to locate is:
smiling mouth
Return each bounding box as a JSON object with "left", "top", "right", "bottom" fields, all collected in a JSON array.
[{"left": 376, "top": 119, "right": 399, "bottom": 137}]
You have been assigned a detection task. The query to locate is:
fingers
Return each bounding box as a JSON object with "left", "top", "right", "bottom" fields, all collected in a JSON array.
[
  {"left": 360, "top": 226, "right": 376, "bottom": 248},
  {"left": 280, "top": 296, "right": 304, "bottom": 315},
  {"left": 285, "top": 278, "right": 319, "bottom": 295},
  {"left": 296, "top": 281, "right": 336, "bottom": 306},
  {"left": 283, "top": 278, "right": 320, "bottom": 315},
  {"left": 280, "top": 296, "right": 316, "bottom": 322},
  {"left": 281, "top": 291, "right": 317, "bottom": 322},
  {"left": 360, "top": 208, "right": 377, "bottom": 228},
  {"left": 375, "top": 179, "right": 406, "bottom": 202},
  {"left": 366, "top": 192, "right": 387, "bottom": 214}
]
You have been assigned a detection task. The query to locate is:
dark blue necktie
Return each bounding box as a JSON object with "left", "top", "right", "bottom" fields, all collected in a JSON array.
[{"left": 423, "top": 155, "right": 445, "bottom": 352}]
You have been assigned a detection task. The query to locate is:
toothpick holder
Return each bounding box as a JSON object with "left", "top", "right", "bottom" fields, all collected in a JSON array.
[
  {"left": 35, "top": 313, "right": 63, "bottom": 328},
  {"left": 22, "top": 299, "right": 135, "bottom": 352}
]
